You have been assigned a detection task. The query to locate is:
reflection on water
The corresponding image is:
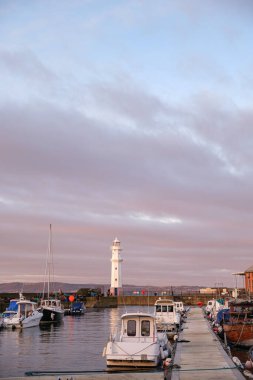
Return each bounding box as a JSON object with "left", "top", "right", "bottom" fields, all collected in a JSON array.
[{"left": 0, "top": 306, "right": 150, "bottom": 378}]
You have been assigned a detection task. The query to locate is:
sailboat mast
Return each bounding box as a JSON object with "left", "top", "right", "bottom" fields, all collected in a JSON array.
[{"left": 47, "top": 224, "right": 52, "bottom": 299}]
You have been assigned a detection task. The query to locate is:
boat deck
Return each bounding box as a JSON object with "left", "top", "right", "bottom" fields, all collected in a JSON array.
[{"left": 171, "top": 307, "right": 245, "bottom": 380}]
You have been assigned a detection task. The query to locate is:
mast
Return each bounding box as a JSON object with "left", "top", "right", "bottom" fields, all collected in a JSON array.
[
  {"left": 42, "top": 224, "right": 53, "bottom": 299},
  {"left": 48, "top": 224, "right": 52, "bottom": 298}
]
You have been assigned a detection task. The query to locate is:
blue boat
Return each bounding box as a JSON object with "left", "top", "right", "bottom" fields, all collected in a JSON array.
[
  {"left": 69, "top": 302, "right": 86, "bottom": 315},
  {"left": 2, "top": 298, "right": 19, "bottom": 318}
]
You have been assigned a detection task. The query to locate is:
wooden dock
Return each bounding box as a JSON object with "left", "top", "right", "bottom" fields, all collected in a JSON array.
[{"left": 171, "top": 307, "right": 245, "bottom": 380}]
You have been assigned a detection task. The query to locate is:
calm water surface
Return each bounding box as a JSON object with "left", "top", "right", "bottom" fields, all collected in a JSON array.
[
  {"left": 0, "top": 306, "right": 249, "bottom": 378},
  {"left": 0, "top": 306, "right": 151, "bottom": 378}
]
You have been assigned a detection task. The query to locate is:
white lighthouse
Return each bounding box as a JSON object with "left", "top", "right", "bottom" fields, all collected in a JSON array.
[{"left": 110, "top": 237, "right": 123, "bottom": 296}]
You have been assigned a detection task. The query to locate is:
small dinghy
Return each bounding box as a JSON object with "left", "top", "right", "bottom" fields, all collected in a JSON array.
[{"left": 103, "top": 312, "right": 171, "bottom": 367}]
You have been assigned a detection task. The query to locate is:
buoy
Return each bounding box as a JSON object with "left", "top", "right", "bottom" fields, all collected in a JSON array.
[
  {"left": 233, "top": 356, "right": 243, "bottom": 369},
  {"left": 243, "top": 370, "right": 253, "bottom": 378},
  {"left": 245, "top": 360, "right": 253, "bottom": 370},
  {"left": 69, "top": 295, "right": 75, "bottom": 302},
  {"left": 163, "top": 357, "right": 171, "bottom": 367}
]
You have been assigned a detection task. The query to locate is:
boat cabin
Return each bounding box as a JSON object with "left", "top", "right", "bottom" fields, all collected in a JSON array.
[
  {"left": 174, "top": 301, "right": 184, "bottom": 313},
  {"left": 120, "top": 312, "right": 157, "bottom": 342},
  {"left": 206, "top": 299, "right": 215, "bottom": 313},
  {"left": 228, "top": 300, "right": 253, "bottom": 319},
  {"left": 40, "top": 299, "right": 62, "bottom": 309},
  {"left": 17, "top": 300, "right": 38, "bottom": 318},
  {"left": 154, "top": 298, "right": 180, "bottom": 326}
]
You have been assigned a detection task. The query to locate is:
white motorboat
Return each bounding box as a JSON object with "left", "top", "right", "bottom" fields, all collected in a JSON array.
[
  {"left": 154, "top": 298, "right": 181, "bottom": 337},
  {"left": 205, "top": 298, "right": 227, "bottom": 321},
  {"left": 3, "top": 294, "right": 43, "bottom": 329},
  {"left": 174, "top": 301, "right": 185, "bottom": 314},
  {"left": 103, "top": 312, "right": 171, "bottom": 367}
]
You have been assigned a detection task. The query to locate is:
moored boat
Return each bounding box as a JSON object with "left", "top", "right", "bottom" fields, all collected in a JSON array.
[
  {"left": 205, "top": 298, "right": 227, "bottom": 321},
  {"left": 68, "top": 301, "right": 86, "bottom": 315},
  {"left": 39, "top": 224, "right": 64, "bottom": 323},
  {"left": 174, "top": 301, "right": 185, "bottom": 315},
  {"left": 103, "top": 312, "right": 171, "bottom": 367},
  {"left": 39, "top": 299, "right": 64, "bottom": 323},
  {"left": 217, "top": 299, "right": 253, "bottom": 347},
  {"left": 154, "top": 298, "right": 181, "bottom": 337},
  {"left": 3, "top": 293, "right": 43, "bottom": 329}
]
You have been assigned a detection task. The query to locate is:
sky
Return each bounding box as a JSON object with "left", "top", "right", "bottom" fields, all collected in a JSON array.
[{"left": 0, "top": 0, "right": 253, "bottom": 288}]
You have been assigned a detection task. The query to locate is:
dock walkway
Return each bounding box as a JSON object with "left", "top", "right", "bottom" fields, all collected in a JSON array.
[{"left": 171, "top": 307, "right": 245, "bottom": 380}]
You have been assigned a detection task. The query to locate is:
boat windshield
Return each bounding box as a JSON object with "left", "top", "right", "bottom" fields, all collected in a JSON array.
[
  {"left": 141, "top": 320, "right": 150, "bottom": 336},
  {"left": 127, "top": 320, "right": 136, "bottom": 336}
]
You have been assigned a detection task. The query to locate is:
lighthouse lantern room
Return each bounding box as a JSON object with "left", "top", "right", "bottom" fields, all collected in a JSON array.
[{"left": 110, "top": 237, "right": 123, "bottom": 296}]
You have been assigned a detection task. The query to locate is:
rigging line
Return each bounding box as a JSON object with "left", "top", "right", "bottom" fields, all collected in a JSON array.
[
  {"left": 113, "top": 341, "right": 157, "bottom": 356},
  {"left": 234, "top": 316, "right": 247, "bottom": 346},
  {"left": 172, "top": 366, "right": 238, "bottom": 372}
]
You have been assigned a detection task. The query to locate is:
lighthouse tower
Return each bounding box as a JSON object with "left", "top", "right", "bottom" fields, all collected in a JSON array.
[{"left": 110, "top": 237, "right": 123, "bottom": 296}]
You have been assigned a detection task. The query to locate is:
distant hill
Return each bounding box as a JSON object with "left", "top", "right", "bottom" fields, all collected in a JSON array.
[
  {"left": 0, "top": 282, "right": 202, "bottom": 294},
  {"left": 0, "top": 282, "right": 106, "bottom": 293}
]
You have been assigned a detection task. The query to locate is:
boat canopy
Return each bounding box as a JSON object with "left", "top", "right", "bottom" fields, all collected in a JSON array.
[
  {"left": 216, "top": 309, "right": 230, "bottom": 324},
  {"left": 6, "top": 300, "right": 18, "bottom": 312}
]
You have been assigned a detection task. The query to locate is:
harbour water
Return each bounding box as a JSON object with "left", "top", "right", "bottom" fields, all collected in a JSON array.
[
  {"left": 0, "top": 305, "right": 152, "bottom": 378},
  {"left": 0, "top": 305, "right": 249, "bottom": 378}
]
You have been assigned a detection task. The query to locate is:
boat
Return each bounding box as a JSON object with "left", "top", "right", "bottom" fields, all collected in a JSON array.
[
  {"left": 39, "top": 224, "right": 64, "bottom": 323},
  {"left": 154, "top": 298, "right": 181, "bottom": 337},
  {"left": 174, "top": 301, "right": 185, "bottom": 314},
  {"left": 103, "top": 312, "right": 171, "bottom": 367},
  {"left": 205, "top": 298, "right": 227, "bottom": 321},
  {"left": 217, "top": 299, "right": 253, "bottom": 347},
  {"left": 3, "top": 293, "right": 43, "bottom": 329},
  {"left": 69, "top": 301, "right": 86, "bottom": 315}
]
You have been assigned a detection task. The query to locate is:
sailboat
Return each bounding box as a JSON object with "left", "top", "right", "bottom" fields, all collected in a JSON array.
[{"left": 39, "top": 224, "right": 64, "bottom": 323}]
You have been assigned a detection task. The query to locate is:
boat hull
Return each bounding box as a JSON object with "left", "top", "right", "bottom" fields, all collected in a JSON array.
[
  {"left": 223, "top": 323, "right": 253, "bottom": 347},
  {"left": 40, "top": 308, "right": 64, "bottom": 323},
  {"left": 104, "top": 341, "right": 166, "bottom": 368},
  {"left": 106, "top": 359, "right": 159, "bottom": 367},
  {"left": 4, "top": 312, "right": 43, "bottom": 329}
]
